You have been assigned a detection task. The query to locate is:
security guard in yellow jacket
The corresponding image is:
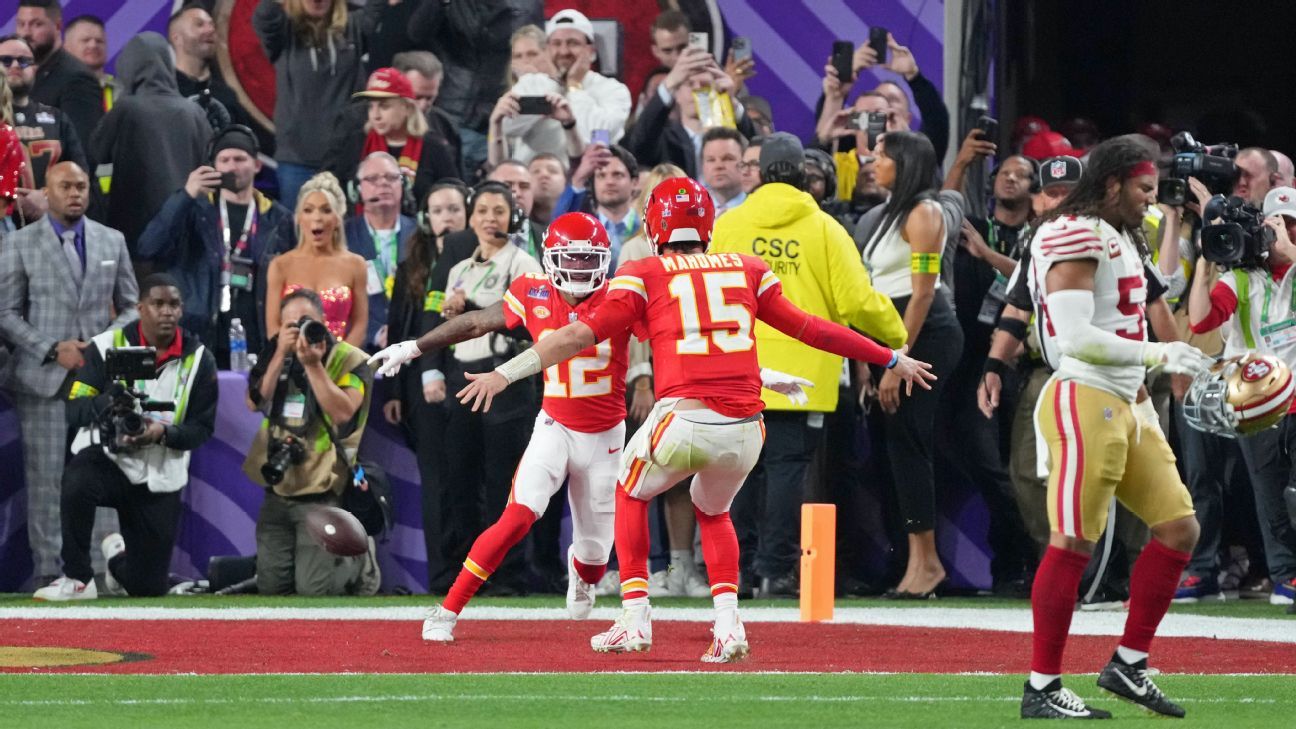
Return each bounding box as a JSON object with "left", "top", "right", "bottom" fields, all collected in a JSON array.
[{"left": 710, "top": 132, "right": 905, "bottom": 594}]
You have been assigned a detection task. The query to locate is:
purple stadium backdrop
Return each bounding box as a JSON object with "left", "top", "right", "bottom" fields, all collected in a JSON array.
[{"left": 0, "top": 2, "right": 972, "bottom": 595}]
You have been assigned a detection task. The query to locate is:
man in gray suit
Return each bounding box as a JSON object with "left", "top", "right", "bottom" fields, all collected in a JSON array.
[{"left": 0, "top": 161, "right": 139, "bottom": 585}]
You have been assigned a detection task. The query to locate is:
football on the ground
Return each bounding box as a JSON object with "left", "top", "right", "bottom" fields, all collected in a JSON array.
[{"left": 304, "top": 506, "right": 369, "bottom": 556}]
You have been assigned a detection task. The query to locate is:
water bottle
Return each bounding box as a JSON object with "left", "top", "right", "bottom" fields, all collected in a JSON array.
[{"left": 229, "top": 317, "right": 249, "bottom": 373}]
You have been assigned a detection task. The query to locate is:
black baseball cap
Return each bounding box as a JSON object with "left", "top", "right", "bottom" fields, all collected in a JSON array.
[{"left": 1038, "top": 155, "right": 1083, "bottom": 190}]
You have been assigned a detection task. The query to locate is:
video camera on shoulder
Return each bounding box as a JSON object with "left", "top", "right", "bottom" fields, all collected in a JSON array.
[
  {"left": 1166, "top": 132, "right": 1239, "bottom": 199},
  {"left": 1200, "top": 195, "right": 1277, "bottom": 269},
  {"left": 99, "top": 347, "right": 175, "bottom": 453}
]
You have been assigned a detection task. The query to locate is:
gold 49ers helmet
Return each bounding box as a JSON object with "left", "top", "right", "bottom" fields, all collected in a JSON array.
[{"left": 1183, "top": 353, "right": 1296, "bottom": 437}]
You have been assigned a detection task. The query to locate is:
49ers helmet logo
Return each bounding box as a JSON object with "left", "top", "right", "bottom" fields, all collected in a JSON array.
[{"left": 1242, "top": 359, "right": 1273, "bottom": 382}]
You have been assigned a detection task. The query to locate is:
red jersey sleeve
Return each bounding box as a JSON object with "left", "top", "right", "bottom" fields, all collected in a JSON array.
[
  {"left": 579, "top": 268, "right": 648, "bottom": 342},
  {"left": 501, "top": 277, "right": 531, "bottom": 330},
  {"left": 757, "top": 287, "right": 896, "bottom": 367}
]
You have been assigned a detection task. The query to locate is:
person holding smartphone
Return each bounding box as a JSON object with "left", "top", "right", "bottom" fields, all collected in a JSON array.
[
  {"left": 137, "top": 126, "right": 295, "bottom": 368},
  {"left": 492, "top": 11, "right": 631, "bottom": 165}
]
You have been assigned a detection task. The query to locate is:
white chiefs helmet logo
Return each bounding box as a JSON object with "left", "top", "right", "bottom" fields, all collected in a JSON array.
[
  {"left": 1050, "top": 160, "right": 1066, "bottom": 178},
  {"left": 1242, "top": 359, "right": 1273, "bottom": 382}
]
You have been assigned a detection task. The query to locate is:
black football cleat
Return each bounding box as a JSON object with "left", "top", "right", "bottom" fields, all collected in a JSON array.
[
  {"left": 1021, "top": 679, "right": 1113, "bottom": 719},
  {"left": 1096, "top": 657, "right": 1186, "bottom": 718}
]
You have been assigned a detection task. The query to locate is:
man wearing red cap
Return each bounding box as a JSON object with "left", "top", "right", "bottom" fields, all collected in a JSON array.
[{"left": 1022, "top": 130, "right": 1085, "bottom": 162}]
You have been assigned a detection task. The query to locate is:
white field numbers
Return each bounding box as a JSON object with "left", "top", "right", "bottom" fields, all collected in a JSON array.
[
  {"left": 666, "top": 272, "right": 754, "bottom": 355},
  {"left": 539, "top": 329, "right": 614, "bottom": 398}
]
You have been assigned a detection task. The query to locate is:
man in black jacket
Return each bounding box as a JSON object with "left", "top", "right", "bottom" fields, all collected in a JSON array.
[
  {"left": 34, "top": 274, "right": 218, "bottom": 600},
  {"left": 136, "top": 127, "right": 294, "bottom": 365},
  {"left": 90, "top": 32, "right": 211, "bottom": 254},
  {"left": 623, "top": 46, "right": 755, "bottom": 179},
  {"left": 15, "top": 0, "right": 103, "bottom": 152},
  {"left": 0, "top": 35, "right": 86, "bottom": 201}
]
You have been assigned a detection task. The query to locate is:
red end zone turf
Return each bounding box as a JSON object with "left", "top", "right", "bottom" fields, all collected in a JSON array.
[{"left": 2, "top": 620, "right": 1291, "bottom": 674}]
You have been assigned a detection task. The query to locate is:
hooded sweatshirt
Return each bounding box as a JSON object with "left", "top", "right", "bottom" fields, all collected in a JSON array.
[
  {"left": 711, "top": 182, "right": 906, "bottom": 411},
  {"left": 90, "top": 32, "right": 211, "bottom": 253},
  {"left": 254, "top": 0, "right": 365, "bottom": 167}
]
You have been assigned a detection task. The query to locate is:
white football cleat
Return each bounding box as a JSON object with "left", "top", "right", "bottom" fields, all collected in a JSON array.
[
  {"left": 421, "top": 604, "right": 458, "bottom": 642},
  {"left": 702, "top": 615, "right": 749, "bottom": 663},
  {"left": 590, "top": 604, "right": 652, "bottom": 653},
  {"left": 33, "top": 575, "right": 97, "bottom": 602},
  {"left": 566, "top": 547, "right": 596, "bottom": 619},
  {"left": 648, "top": 569, "right": 671, "bottom": 597},
  {"left": 101, "top": 533, "right": 126, "bottom": 595}
]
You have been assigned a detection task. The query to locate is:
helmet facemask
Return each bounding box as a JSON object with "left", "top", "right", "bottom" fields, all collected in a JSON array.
[{"left": 544, "top": 243, "right": 610, "bottom": 295}]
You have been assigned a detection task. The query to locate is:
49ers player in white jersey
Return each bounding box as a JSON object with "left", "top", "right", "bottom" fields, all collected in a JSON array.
[
  {"left": 370, "top": 213, "right": 630, "bottom": 641},
  {"left": 458, "top": 178, "right": 936, "bottom": 662},
  {"left": 1021, "top": 137, "right": 1214, "bottom": 719}
]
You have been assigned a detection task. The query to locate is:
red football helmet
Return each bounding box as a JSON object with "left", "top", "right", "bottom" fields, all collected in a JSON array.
[
  {"left": 542, "top": 212, "right": 612, "bottom": 295},
  {"left": 643, "top": 177, "right": 715, "bottom": 254}
]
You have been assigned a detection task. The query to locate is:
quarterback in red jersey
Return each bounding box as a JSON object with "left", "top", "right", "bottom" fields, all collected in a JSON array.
[
  {"left": 369, "top": 213, "right": 630, "bottom": 641},
  {"left": 459, "top": 178, "right": 935, "bottom": 662}
]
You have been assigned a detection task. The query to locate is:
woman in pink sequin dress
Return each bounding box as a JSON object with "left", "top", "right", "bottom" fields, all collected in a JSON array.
[{"left": 265, "top": 172, "right": 368, "bottom": 347}]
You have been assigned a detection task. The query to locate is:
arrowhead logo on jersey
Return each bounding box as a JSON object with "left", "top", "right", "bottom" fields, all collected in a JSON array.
[{"left": 1243, "top": 359, "right": 1273, "bottom": 382}]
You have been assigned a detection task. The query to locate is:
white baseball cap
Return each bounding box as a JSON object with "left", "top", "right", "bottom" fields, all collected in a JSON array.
[
  {"left": 546, "top": 9, "right": 595, "bottom": 43},
  {"left": 1264, "top": 186, "right": 1296, "bottom": 220}
]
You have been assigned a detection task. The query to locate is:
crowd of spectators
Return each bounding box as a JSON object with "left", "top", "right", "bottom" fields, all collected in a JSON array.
[{"left": 1, "top": 0, "right": 1294, "bottom": 611}]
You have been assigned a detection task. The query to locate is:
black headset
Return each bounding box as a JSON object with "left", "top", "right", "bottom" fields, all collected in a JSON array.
[
  {"left": 466, "top": 180, "right": 524, "bottom": 235},
  {"left": 417, "top": 179, "right": 471, "bottom": 236},
  {"left": 205, "top": 124, "right": 259, "bottom": 164},
  {"left": 989, "top": 155, "right": 1041, "bottom": 194},
  {"left": 346, "top": 152, "right": 413, "bottom": 206}
]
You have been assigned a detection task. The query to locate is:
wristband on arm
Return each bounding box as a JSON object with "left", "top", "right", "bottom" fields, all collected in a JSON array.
[
  {"left": 983, "top": 357, "right": 1010, "bottom": 378},
  {"left": 494, "top": 347, "right": 542, "bottom": 384},
  {"left": 996, "top": 317, "right": 1028, "bottom": 342}
]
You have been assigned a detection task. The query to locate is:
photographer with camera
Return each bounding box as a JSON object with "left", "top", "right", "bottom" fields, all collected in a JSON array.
[
  {"left": 243, "top": 288, "right": 377, "bottom": 596},
  {"left": 34, "top": 274, "right": 217, "bottom": 600},
  {"left": 1187, "top": 187, "right": 1296, "bottom": 605}
]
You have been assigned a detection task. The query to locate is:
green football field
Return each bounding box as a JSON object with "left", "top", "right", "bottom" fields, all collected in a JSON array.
[
  {"left": 4, "top": 672, "right": 1292, "bottom": 728},
  {"left": 2, "top": 594, "right": 1292, "bottom": 727}
]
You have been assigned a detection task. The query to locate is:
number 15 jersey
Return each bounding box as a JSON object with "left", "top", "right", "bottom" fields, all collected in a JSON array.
[
  {"left": 1028, "top": 215, "right": 1149, "bottom": 401},
  {"left": 581, "top": 252, "right": 781, "bottom": 419}
]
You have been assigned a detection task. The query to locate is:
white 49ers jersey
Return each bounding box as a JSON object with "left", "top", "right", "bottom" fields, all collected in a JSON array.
[{"left": 1028, "top": 215, "right": 1148, "bottom": 400}]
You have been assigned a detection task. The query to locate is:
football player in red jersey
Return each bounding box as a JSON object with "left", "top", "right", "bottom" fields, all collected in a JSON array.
[
  {"left": 370, "top": 212, "right": 630, "bottom": 641},
  {"left": 458, "top": 177, "right": 936, "bottom": 662}
]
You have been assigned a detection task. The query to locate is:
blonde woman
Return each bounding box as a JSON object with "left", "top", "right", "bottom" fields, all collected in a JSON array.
[
  {"left": 254, "top": 0, "right": 365, "bottom": 208},
  {"left": 325, "top": 68, "right": 457, "bottom": 205},
  {"left": 265, "top": 172, "right": 368, "bottom": 347}
]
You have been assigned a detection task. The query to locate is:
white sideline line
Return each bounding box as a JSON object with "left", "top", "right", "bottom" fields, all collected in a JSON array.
[
  {"left": 3, "top": 605, "right": 1294, "bottom": 643},
  {"left": 0, "top": 694, "right": 1276, "bottom": 708}
]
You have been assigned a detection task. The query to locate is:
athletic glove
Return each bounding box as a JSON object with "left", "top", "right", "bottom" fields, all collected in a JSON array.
[
  {"left": 1143, "top": 341, "right": 1213, "bottom": 377},
  {"left": 367, "top": 339, "right": 422, "bottom": 378},
  {"left": 760, "top": 368, "right": 815, "bottom": 406}
]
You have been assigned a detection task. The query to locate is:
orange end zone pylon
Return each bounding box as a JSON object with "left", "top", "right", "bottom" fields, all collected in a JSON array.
[{"left": 800, "top": 503, "right": 835, "bottom": 622}]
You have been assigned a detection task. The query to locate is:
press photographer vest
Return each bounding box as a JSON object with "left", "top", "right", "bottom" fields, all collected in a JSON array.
[
  {"left": 70, "top": 329, "right": 206, "bottom": 493},
  {"left": 1221, "top": 267, "right": 1296, "bottom": 365},
  {"left": 242, "top": 340, "right": 371, "bottom": 498}
]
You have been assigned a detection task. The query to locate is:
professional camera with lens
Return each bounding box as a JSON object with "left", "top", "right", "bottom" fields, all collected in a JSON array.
[
  {"left": 261, "top": 434, "right": 306, "bottom": 485},
  {"left": 297, "top": 316, "right": 331, "bottom": 349},
  {"left": 1168, "top": 132, "right": 1239, "bottom": 196},
  {"left": 1200, "top": 195, "right": 1277, "bottom": 269},
  {"left": 97, "top": 347, "right": 176, "bottom": 453},
  {"left": 258, "top": 316, "right": 334, "bottom": 483}
]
